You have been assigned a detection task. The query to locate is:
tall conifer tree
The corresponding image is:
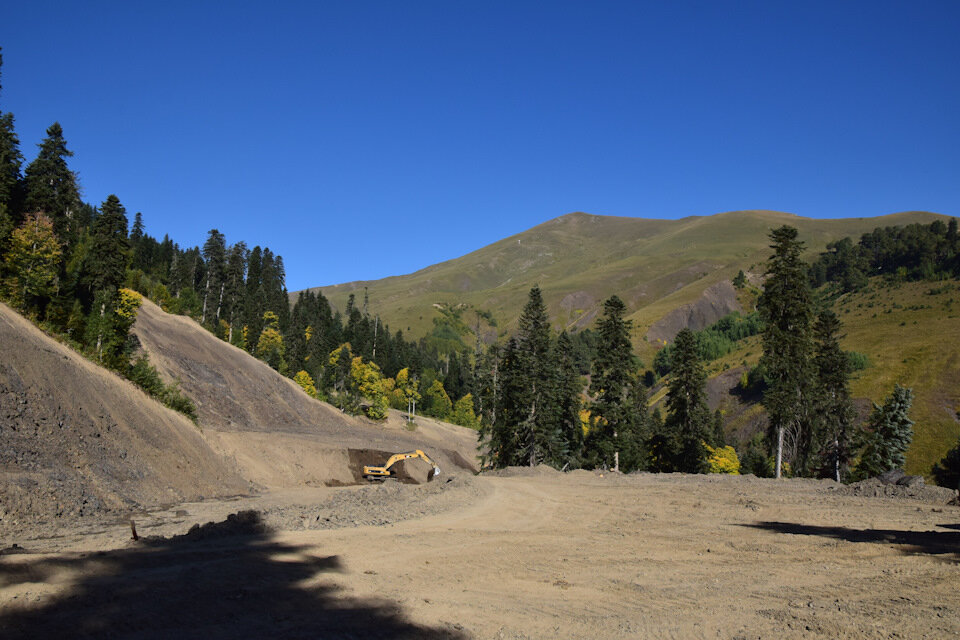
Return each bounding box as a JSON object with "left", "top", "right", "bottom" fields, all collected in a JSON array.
[
  {"left": 23, "top": 123, "right": 80, "bottom": 245},
  {"left": 84, "top": 194, "right": 129, "bottom": 294},
  {"left": 587, "top": 295, "right": 641, "bottom": 471},
  {"left": 812, "top": 310, "right": 857, "bottom": 481},
  {"left": 514, "top": 286, "right": 562, "bottom": 467},
  {"left": 664, "top": 328, "right": 711, "bottom": 473},
  {"left": 759, "top": 226, "right": 815, "bottom": 477}
]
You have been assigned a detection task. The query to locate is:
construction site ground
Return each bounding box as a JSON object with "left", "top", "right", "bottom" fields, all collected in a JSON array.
[{"left": 2, "top": 470, "right": 959, "bottom": 639}]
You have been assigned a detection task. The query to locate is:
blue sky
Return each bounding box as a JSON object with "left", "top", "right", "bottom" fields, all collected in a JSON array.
[{"left": 2, "top": 1, "right": 958, "bottom": 291}]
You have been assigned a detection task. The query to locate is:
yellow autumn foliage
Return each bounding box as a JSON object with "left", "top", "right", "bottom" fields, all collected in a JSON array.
[
  {"left": 293, "top": 370, "right": 318, "bottom": 398},
  {"left": 705, "top": 443, "right": 740, "bottom": 474}
]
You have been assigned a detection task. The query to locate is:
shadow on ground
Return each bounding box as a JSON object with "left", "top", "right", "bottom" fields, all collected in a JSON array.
[
  {"left": 743, "top": 521, "right": 960, "bottom": 563},
  {"left": 0, "top": 511, "right": 464, "bottom": 639}
]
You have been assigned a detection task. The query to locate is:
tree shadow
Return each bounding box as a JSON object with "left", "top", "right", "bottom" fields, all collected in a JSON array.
[
  {"left": 0, "top": 511, "right": 465, "bottom": 639},
  {"left": 742, "top": 521, "right": 960, "bottom": 563}
]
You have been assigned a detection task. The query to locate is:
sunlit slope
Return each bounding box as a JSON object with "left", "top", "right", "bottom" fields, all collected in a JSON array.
[
  {"left": 696, "top": 280, "right": 960, "bottom": 478},
  {"left": 834, "top": 281, "right": 960, "bottom": 476},
  {"left": 302, "top": 210, "right": 948, "bottom": 341}
]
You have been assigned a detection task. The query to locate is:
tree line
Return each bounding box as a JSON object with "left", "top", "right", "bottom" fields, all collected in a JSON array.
[{"left": 810, "top": 218, "right": 960, "bottom": 292}]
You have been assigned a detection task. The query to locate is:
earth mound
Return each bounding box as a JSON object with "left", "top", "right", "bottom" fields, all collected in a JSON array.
[{"left": 0, "top": 303, "right": 249, "bottom": 534}]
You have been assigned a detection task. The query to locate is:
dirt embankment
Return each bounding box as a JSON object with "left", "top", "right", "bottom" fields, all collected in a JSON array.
[
  {"left": 646, "top": 280, "right": 740, "bottom": 344},
  {"left": 0, "top": 303, "right": 249, "bottom": 534},
  {"left": 132, "top": 299, "right": 478, "bottom": 488}
]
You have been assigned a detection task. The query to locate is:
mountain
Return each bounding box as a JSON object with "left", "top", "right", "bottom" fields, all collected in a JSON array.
[
  {"left": 300, "top": 209, "right": 959, "bottom": 476},
  {"left": 302, "top": 210, "right": 946, "bottom": 353}
]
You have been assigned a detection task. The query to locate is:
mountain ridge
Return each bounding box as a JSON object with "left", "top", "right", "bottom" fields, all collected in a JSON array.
[{"left": 297, "top": 209, "right": 951, "bottom": 343}]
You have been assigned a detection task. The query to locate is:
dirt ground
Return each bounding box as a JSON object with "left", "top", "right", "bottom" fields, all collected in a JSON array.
[{"left": 2, "top": 471, "right": 959, "bottom": 639}]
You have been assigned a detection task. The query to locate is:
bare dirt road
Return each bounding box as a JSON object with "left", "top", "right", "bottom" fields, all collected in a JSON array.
[{"left": 2, "top": 471, "right": 959, "bottom": 639}]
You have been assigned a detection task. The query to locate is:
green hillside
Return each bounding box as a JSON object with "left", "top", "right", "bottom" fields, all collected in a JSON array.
[
  {"left": 301, "top": 210, "right": 947, "bottom": 344},
  {"left": 298, "top": 209, "right": 959, "bottom": 478}
]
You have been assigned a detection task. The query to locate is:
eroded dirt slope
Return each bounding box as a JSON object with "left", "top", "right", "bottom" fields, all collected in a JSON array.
[
  {"left": 132, "top": 299, "right": 479, "bottom": 488},
  {"left": 0, "top": 303, "right": 249, "bottom": 534}
]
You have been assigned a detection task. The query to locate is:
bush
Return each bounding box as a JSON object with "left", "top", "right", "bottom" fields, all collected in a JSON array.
[
  {"left": 846, "top": 351, "right": 871, "bottom": 372},
  {"left": 126, "top": 354, "right": 199, "bottom": 423},
  {"left": 705, "top": 443, "right": 740, "bottom": 474},
  {"left": 931, "top": 438, "right": 960, "bottom": 490}
]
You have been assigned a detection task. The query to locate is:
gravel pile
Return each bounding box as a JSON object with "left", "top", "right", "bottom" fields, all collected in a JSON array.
[
  {"left": 262, "top": 474, "right": 487, "bottom": 531},
  {"left": 831, "top": 473, "right": 958, "bottom": 504}
]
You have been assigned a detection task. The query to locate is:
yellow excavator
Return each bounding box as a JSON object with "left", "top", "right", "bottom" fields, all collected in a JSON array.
[{"left": 363, "top": 449, "right": 441, "bottom": 481}]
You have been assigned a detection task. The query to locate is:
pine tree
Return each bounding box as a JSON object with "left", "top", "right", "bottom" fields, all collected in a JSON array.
[
  {"left": 83, "top": 195, "right": 129, "bottom": 295},
  {"left": 0, "top": 112, "right": 21, "bottom": 222},
  {"left": 23, "top": 123, "right": 81, "bottom": 245},
  {"left": 0, "top": 48, "right": 23, "bottom": 231},
  {"left": 759, "top": 226, "right": 816, "bottom": 477},
  {"left": 587, "top": 295, "right": 640, "bottom": 471},
  {"left": 482, "top": 337, "right": 523, "bottom": 467},
  {"left": 664, "top": 328, "right": 711, "bottom": 473},
  {"left": 931, "top": 437, "right": 960, "bottom": 490},
  {"left": 812, "top": 310, "right": 857, "bottom": 481},
  {"left": 223, "top": 241, "right": 248, "bottom": 344},
  {"left": 200, "top": 229, "right": 227, "bottom": 325},
  {"left": 853, "top": 385, "right": 914, "bottom": 480},
  {"left": 513, "top": 286, "right": 562, "bottom": 467},
  {"left": 553, "top": 332, "right": 584, "bottom": 466}
]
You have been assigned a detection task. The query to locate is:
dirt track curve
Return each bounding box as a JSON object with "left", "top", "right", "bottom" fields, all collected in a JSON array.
[{"left": 2, "top": 471, "right": 959, "bottom": 639}]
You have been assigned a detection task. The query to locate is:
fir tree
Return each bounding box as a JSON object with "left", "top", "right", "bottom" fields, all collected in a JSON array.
[
  {"left": 759, "top": 226, "right": 816, "bottom": 477},
  {"left": 553, "top": 332, "right": 584, "bottom": 467},
  {"left": 513, "top": 286, "right": 563, "bottom": 467},
  {"left": 931, "top": 437, "right": 960, "bottom": 490},
  {"left": 853, "top": 385, "right": 914, "bottom": 480},
  {"left": 83, "top": 194, "right": 129, "bottom": 294},
  {"left": 23, "top": 123, "right": 80, "bottom": 245},
  {"left": 480, "top": 338, "right": 523, "bottom": 468},
  {"left": 812, "top": 310, "right": 857, "bottom": 481},
  {"left": 586, "top": 295, "right": 641, "bottom": 471},
  {"left": 664, "top": 328, "right": 711, "bottom": 473},
  {"left": 201, "top": 229, "right": 226, "bottom": 325}
]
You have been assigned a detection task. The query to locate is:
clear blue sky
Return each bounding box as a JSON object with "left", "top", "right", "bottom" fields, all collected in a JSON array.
[{"left": 2, "top": 1, "right": 958, "bottom": 291}]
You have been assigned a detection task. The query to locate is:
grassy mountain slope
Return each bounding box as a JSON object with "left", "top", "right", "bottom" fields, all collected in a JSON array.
[
  {"left": 303, "top": 210, "right": 947, "bottom": 349},
  {"left": 681, "top": 279, "right": 960, "bottom": 477},
  {"left": 303, "top": 209, "right": 957, "bottom": 477}
]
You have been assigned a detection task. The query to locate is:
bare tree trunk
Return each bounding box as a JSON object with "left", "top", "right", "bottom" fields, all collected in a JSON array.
[
  {"left": 96, "top": 302, "right": 106, "bottom": 362},
  {"left": 216, "top": 282, "right": 225, "bottom": 323},
  {"left": 834, "top": 436, "right": 841, "bottom": 482},
  {"left": 372, "top": 316, "right": 379, "bottom": 360},
  {"left": 775, "top": 425, "right": 784, "bottom": 479},
  {"left": 201, "top": 272, "right": 211, "bottom": 324}
]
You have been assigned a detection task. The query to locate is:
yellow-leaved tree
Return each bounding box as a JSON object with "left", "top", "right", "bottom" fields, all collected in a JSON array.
[
  {"left": 392, "top": 367, "right": 421, "bottom": 422},
  {"left": 350, "top": 356, "right": 389, "bottom": 420},
  {"left": 3, "top": 213, "right": 61, "bottom": 311},
  {"left": 424, "top": 379, "right": 452, "bottom": 420},
  {"left": 705, "top": 442, "right": 740, "bottom": 474},
  {"left": 452, "top": 393, "right": 479, "bottom": 428},
  {"left": 256, "top": 311, "right": 287, "bottom": 374},
  {"left": 293, "top": 370, "right": 318, "bottom": 399}
]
